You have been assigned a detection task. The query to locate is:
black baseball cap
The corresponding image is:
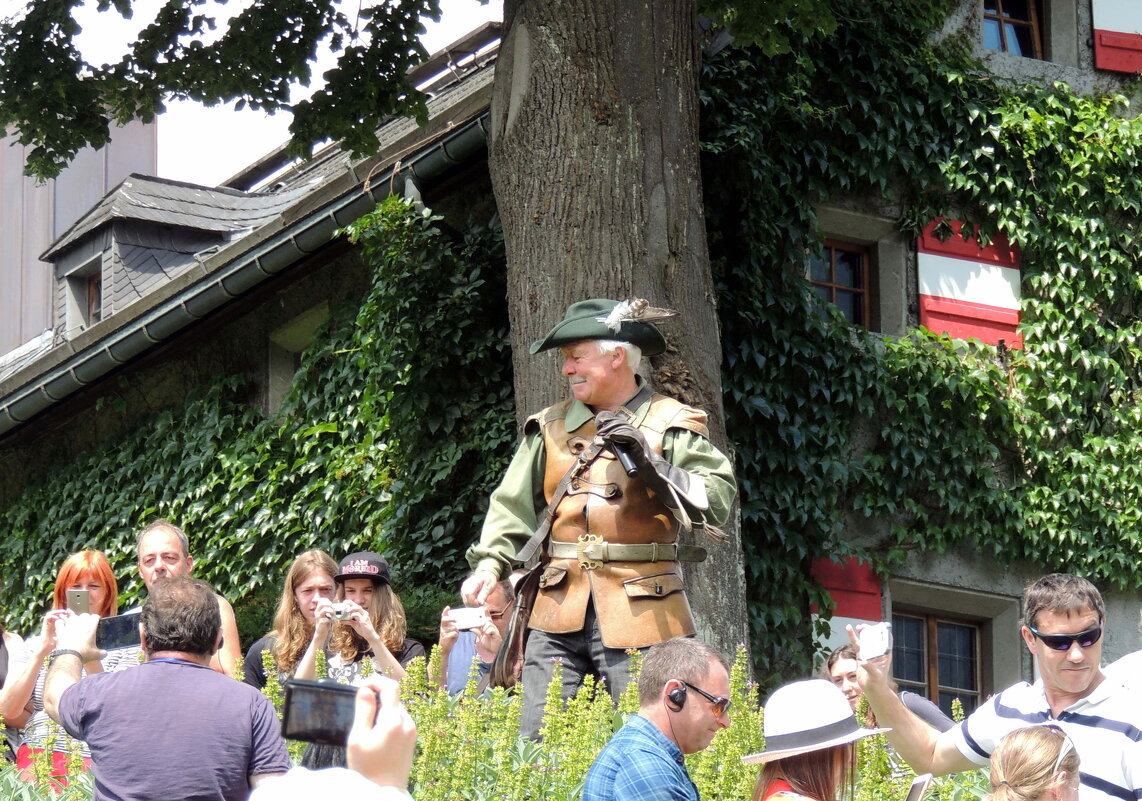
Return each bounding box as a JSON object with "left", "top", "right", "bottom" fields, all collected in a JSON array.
[{"left": 335, "top": 551, "right": 390, "bottom": 585}]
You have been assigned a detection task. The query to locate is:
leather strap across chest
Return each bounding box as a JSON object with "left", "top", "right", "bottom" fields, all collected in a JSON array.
[{"left": 514, "top": 386, "right": 653, "bottom": 564}]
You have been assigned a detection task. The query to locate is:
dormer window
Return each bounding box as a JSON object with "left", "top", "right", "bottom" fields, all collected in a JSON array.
[{"left": 64, "top": 256, "right": 104, "bottom": 334}]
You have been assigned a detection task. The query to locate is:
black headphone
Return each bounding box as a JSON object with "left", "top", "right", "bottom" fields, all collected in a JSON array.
[{"left": 666, "top": 682, "right": 687, "bottom": 712}]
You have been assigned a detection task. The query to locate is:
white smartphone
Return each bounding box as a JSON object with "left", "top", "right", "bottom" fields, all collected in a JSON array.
[
  {"left": 905, "top": 773, "right": 933, "bottom": 801},
  {"left": 858, "top": 622, "right": 892, "bottom": 660},
  {"left": 450, "top": 606, "right": 489, "bottom": 631}
]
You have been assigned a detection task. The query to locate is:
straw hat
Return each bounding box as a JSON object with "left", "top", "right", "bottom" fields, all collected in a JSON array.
[{"left": 742, "top": 679, "right": 890, "bottom": 765}]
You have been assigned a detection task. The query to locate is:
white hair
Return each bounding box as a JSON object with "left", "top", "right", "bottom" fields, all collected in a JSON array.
[{"left": 594, "top": 339, "right": 642, "bottom": 372}]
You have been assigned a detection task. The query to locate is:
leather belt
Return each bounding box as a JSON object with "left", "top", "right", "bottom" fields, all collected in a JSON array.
[{"left": 548, "top": 539, "right": 707, "bottom": 565}]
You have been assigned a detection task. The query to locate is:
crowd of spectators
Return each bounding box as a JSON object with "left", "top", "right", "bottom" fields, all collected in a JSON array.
[{"left": 0, "top": 512, "right": 1135, "bottom": 801}]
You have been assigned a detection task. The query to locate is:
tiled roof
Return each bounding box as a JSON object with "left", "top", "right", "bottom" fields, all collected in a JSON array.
[{"left": 41, "top": 175, "right": 310, "bottom": 261}]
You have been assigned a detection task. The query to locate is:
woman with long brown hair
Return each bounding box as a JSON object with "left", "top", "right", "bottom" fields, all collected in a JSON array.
[
  {"left": 295, "top": 551, "right": 423, "bottom": 684},
  {"left": 744, "top": 679, "right": 887, "bottom": 801},
  {"left": 242, "top": 549, "right": 338, "bottom": 690},
  {"left": 0, "top": 550, "right": 119, "bottom": 784}
]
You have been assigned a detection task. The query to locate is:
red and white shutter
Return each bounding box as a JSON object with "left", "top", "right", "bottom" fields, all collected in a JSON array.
[
  {"left": 917, "top": 219, "right": 1022, "bottom": 348},
  {"left": 1092, "top": 0, "right": 1142, "bottom": 74},
  {"left": 811, "top": 556, "right": 883, "bottom": 637}
]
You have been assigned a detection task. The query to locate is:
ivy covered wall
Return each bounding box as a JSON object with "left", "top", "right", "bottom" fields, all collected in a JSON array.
[
  {"left": 1, "top": 0, "right": 1141, "bottom": 683},
  {"left": 703, "top": 0, "right": 1142, "bottom": 679}
]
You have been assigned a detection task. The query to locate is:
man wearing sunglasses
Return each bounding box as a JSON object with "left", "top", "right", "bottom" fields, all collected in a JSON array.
[
  {"left": 851, "top": 573, "right": 1142, "bottom": 801},
  {"left": 582, "top": 637, "right": 730, "bottom": 801}
]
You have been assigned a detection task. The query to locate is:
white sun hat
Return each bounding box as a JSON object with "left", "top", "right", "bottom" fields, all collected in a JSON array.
[{"left": 742, "top": 678, "right": 891, "bottom": 765}]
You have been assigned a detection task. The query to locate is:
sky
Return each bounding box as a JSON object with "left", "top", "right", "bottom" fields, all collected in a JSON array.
[{"left": 4, "top": 0, "right": 501, "bottom": 186}]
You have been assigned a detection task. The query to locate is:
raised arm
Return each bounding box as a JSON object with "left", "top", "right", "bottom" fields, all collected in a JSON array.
[
  {"left": 847, "top": 624, "right": 975, "bottom": 776},
  {"left": 293, "top": 597, "right": 335, "bottom": 681},
  {"left": 44, "top": 613, "right": 102, "bottom": 724},
  {"left": 1, "top": 611, "right": 66, "bottom": 726},
  {"left": 211, "top": 595, "right": 243, "bottom": 677}
]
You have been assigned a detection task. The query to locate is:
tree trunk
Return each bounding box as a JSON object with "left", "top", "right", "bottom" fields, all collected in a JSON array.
[{"left": 487, "top": 0, "right": 748, "bottom": 660}]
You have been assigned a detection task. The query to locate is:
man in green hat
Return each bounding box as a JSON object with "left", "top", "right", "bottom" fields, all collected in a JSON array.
[{"left": 461, "top": 298, "right": 737, "bottom": 738}]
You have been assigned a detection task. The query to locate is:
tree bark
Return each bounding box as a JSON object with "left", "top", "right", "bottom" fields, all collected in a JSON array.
[{"left": 487, "top": 0, "right": 748, "bottom": 659}]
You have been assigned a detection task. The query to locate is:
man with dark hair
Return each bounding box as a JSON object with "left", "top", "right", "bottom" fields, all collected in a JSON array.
[
  {"left": 853, "top": 573, "right": 1142, "bottom": 801},
  {"left": 461, "top": 298, "right": 737, "bottom": 737},
  {"left": 582, "top": 637, "right": 730, "bottom": 801},
  {"left": 43, "top": 577, "right": 290, "bottom": 801}
]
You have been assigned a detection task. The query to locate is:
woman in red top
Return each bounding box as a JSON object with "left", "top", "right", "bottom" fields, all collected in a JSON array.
[{"left": 743, "top": 678, "right": 888, "bottom": 801}]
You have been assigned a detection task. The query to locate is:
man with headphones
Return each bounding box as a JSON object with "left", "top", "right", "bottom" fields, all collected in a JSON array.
[{"left": 582, "top": 637, "right": 731, "bottom": 801}]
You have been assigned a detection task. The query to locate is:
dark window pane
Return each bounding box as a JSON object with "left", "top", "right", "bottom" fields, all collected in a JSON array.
[
  {"left": 809, "top": 254, "right": 831, "bottom": 283},
  {"left": 1004, "top": 0, "right": 1030, "bottom": 21},
  {"left": 892, "top": 616, "right": 926, "bottom": 684},
  {"left": 939, "top": 690, "right": 978, "bottom": 719},
  {"left": 815, "top": 285, "right": 832, "bottom": 304},
  {"left": 834, "top": 291, "right": 859, "bottom": 324},
  {"left": 937, "top": 622, "right": 977, "bottom": 691},
  {"left": 835, "top": 251, "right": 863, "bottom": 288},
  {"left": 1009, "top": 23, "right": 1035, "bottom": 57},
  {"left": 983, "top": 18, "right": 1002, "bottom": 50},
  {"left": 983, "top": 0, "right": 998, "bottom": 12}
]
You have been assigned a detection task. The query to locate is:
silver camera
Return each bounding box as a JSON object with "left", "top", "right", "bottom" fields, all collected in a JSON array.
[{"left": 330, "top": 602, "right": 351, "bottom": 621}]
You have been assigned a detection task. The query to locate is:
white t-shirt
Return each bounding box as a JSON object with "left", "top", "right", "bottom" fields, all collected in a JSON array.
[{"left": 949, "top": 676, "right": 1142, "bottom": 801}]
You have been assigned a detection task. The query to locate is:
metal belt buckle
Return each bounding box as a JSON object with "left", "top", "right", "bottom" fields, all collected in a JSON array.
[{"left": 577, "top": 533, "right": 603, "bottom": 571}]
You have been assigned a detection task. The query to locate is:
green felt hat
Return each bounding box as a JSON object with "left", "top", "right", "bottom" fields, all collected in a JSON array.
[{"left": 529, "top": 298, "right": 668, "bottom": 356}]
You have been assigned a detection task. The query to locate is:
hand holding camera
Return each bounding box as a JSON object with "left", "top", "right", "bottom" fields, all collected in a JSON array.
[
  {"left": 857, "top": 621, "right": 892, "bottom": 660},
  {"left": 845, "top": 622, "right": 894, "bottom": 697},
  {"left": 348, "top": 677, "right": 417, "bottom": 792}
]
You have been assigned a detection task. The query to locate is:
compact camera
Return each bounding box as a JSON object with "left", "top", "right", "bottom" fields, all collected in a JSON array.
[
  {"left": 858, "top": 621, "right": 892, "bottom": 660},
  {"left": 330, "top": 602, "right": 351, "bottom": 621}
]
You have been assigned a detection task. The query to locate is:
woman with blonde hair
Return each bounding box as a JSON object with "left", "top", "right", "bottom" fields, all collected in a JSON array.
[
  {"left": 296, "top": 551, "right": 423, "bottom": 684},
  {"left": 242, "top": 549, "right": 338, "bottom": 690},
  {"left": 990, "top": 725, "right": 1079, "bottom": 801},
  {"left": 0, "top": 549, "right": 119, "bottom": 784},
  {"left": 743, "top": 678, "right": 888, "bottom": 801}
]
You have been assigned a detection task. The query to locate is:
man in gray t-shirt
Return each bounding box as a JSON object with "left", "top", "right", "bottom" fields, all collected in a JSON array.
[{"left": 43, "top": 577, "right": 290, "bottom": 801}]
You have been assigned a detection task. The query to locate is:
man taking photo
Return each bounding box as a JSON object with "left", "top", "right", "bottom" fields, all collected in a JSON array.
[{"left": 44, "top": 576, "right": 290, "bottom": 801}]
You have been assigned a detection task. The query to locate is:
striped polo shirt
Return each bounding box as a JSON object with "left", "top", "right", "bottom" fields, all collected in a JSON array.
[{"left": 950, "top": 676, "right": 1142, "bottom": 801}]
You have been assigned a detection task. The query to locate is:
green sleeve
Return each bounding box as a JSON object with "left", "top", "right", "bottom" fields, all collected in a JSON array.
[
  {"left": 465, "top": 429, "right": 547, "bottom": 578},
  {"left": 663, "top": 428, "right": 737, "bottom": 528}
]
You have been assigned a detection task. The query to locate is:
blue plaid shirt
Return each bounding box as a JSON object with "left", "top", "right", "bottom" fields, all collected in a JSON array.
[{"left": 582, "top": 713, "right": 700, "bottom": 801}]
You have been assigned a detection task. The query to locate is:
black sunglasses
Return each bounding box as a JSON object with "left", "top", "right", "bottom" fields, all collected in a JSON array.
[
  {"left": 680, "top": 680, "right": 732, "bottom": 716},
  {"left": 1028, "top": 625, "right": 1102, "bottom": 651}
]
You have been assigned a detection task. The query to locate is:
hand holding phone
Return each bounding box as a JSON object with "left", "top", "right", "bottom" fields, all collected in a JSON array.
[
  {"left": 347, "top": 677, "right": 417, "bottom": 792},
  {"left": 56, "top": 612, "right": 103, "bottom": 661},
  {"left": 282, "top": 679, "right": 360, "bottom": 746}
]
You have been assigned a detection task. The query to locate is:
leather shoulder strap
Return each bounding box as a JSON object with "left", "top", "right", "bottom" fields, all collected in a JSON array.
[{"left": 643, "top": 394, "right": 709, "bottom": 438}]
